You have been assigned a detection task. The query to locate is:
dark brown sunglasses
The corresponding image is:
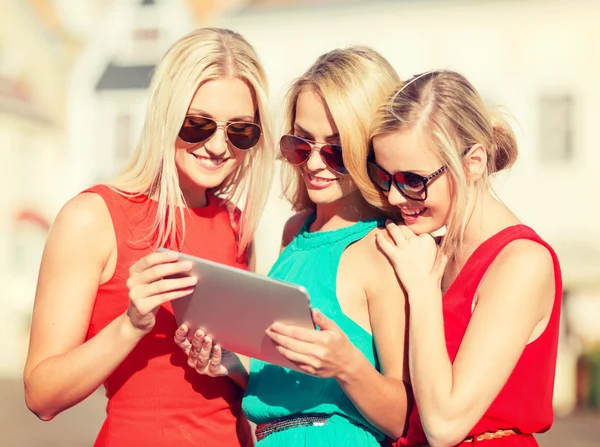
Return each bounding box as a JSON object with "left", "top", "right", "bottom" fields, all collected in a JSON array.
[{"left": 179, "top": 115, "right": 261, "bottom": 150}]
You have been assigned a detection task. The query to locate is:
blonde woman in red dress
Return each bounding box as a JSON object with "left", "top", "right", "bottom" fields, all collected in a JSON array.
[
  {"left": 24, "top": 28, "right": 274, "bottom": 447},
  {"left": 362, "top": 70, "right": 562, "bottom": 447}
]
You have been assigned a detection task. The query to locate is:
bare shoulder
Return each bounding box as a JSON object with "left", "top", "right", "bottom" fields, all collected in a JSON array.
[
  {"left": 54, "top": 193, "right": 112, "bottom": 234},
  {"left": 491, "top": 238, "right": 555, "bottom": 281},
  {"left": 354, "top": 227, "right": 395, "bottom": 267},
  {"left": 479, "top": 237, "right": 556, "bottom": 314},
  {"left": 353, "top": 227, "right": 405, "bottom": 299},
  {"left": 47, "top": 193, "right": 114, "bottom": 257},
  {"left": 281, "top": 210, "right": 312, "bottom": 250}
]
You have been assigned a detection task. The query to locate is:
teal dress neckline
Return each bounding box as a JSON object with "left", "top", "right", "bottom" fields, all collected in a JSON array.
[{"left": 290, "top": 214, "right": 384, "bottom": 250}]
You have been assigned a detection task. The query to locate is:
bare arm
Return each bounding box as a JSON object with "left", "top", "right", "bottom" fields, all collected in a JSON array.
[
  {"left": 24, "top": 194, "right": 197, "bottom": 421},
  {"left": 408, "top": 240, "right": 554, "bottom": 446},
  {"left": 335, "top": 230, "right": 410, "bottom": 439},
  {"left": 23, "top": 194, "right": 142, "bottom": 420},
  {"left": 267, "top": 229, "right": 410, "bottom": 439},
  {"left": 377, "top": 223, "right": 556, "bottom": 447}
]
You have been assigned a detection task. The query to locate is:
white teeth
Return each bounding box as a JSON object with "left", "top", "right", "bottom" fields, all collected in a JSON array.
[
  {"left": 308, "top": 173, "right": 334, "bottom": 184},
  {"left": 402, "top": 208, "right": 424, "bottom": 215},
  {"left": 194, "top": 154, "right": 226, "bottom": 167}
]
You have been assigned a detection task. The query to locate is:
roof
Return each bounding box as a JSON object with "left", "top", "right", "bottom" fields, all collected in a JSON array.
[{"left": 95, "top": 63, "right": 155, "bottom": 91}]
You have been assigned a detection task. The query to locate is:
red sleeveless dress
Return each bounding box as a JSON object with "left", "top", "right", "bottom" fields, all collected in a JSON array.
[
  {"left": 400, "top": 225, "right": 562, "bottom": 446},
  {"left": 82, "top": 184, "right": 252, "bottom": 447}
]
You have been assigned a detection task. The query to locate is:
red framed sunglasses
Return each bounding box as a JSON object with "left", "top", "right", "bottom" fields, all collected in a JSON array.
[{"left": 279, "top": 134, "right": 348, "bottom": 175}]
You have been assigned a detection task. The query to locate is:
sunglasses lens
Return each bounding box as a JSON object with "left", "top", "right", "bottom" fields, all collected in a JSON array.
[
  {"left": 280, "top": 135, "right": 311, "bottom": 164},
  {"left": 179, "top": 116, "right": 217, "bottom": 143},
  {"left": 394, "top": 172, "right": 426, "bottom": 200},
  {"left": 321, "top": 145, "right": 347, "bottom": 174},
  {"left": 367, "top": 162, "right": 391, "bottom": 192},
  {"left": 226, "top": 122, "right": 261, "bottom": 150}
]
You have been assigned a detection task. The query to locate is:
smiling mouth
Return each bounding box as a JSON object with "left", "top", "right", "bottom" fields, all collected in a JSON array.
[
  {"left": 306, "top": 172, "right": 337, "bottom": 184},
  {"left": 400, "top": 208, "right": 427, "bottom": 218},
  {"left": 191, "top": 153, "right": 230, "bottom": 168}
]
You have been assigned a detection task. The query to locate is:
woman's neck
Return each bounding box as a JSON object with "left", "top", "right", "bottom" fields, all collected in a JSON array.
[
  {"left": 180, "top": 186, "right": 208, "bottom": 208},
  {"left": 459, "top": 189, "right": 521, "bottom": 262},
  {"left": 311, "top": 190, "right": 380, "bottom": 232}
]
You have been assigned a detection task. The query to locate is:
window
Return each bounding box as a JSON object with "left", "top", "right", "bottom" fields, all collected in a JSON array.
[{"left": 539, "top": 94, "right": 574, "bottom": 163}]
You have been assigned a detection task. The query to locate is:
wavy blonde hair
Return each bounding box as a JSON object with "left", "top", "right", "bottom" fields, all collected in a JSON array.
[
  {"left": 367, "top": 70, "right": 518, "bottom": 259},
  {"left": 109, "top": 28, "right": 274, "bottom": 257},
  {"left": 280, "top": 46, "right": 400, "bottom": 213}
]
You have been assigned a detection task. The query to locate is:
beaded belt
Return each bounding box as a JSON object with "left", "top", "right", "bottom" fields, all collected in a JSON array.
[
  {"left": 256, "top": 413, "right": 358, "bottom": 440},
  {"left": 464, "top": 428, "right": 519, "bottom": 443},
  {"left": 413, "top": 428, "right": 521, "bottom": 446}
]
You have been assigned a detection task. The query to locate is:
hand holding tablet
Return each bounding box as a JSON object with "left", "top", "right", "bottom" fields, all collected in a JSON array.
[{"left": 158, "top": 248, "right": 316, "bottom": 370}]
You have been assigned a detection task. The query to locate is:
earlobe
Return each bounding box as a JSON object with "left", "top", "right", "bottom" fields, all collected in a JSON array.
[{"left": 464, "top": 143, "right": 487, "bottom": 181}]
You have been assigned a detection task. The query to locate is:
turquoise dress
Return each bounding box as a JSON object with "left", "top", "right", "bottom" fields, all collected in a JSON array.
[{"left": 242, "top": 215, "right": 386, "bottom": 446}]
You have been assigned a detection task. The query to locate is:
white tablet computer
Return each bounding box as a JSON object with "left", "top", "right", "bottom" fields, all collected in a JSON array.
[{"left": 157, "top": 248, "right": 315, "bottom": 371}]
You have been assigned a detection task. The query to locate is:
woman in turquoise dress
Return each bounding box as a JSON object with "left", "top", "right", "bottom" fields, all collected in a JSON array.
[{"left": 176, "top": 47, "right": 410, "bottom": 446}]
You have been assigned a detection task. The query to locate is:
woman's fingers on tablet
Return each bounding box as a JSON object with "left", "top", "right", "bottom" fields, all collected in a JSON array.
[
  {"left": 268, "top": 322, "right": 320, "bottom": 343},
  {"left": 266, "top": 329, "right": 314, "bottom": 355},
  {"left": 142, "top": 261, "right": 194, "bottom": 285},
  {"left": 190, "top": 330, "right": 205, "bottom": 351},
  {"left": 130, "top": 277, "right": 195, "bottom": 310},
  {"left": 135, "top": 287, "right": 195, "bottom": 313},
  {"left": 147, "top": 275, "right": 197, "bottom": 297},
  {"left": 174, "top": 324, "right": 191, "bottom": 349},
  {"left": 187, "top": 330, "right": 204, "bottom": 368},
  {"left": 193, "top": 336, "right": 213, "bottom": 371},
  {"left": 209, "top": 345, "right": 223, "bottom": 374},
  {"left": 130, "top": 250, "right": 179, "bottom": 275}
]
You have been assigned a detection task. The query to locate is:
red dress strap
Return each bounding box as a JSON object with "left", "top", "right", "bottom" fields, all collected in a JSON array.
[
  {"left": 450, "top": 225, "right": 561, "bottom": 316},
  {"left": 80, "top": 184, "right": 157, "bottom": 280},
  {"left": 81, "top": 184, "right": 127, "bottom": 234}
]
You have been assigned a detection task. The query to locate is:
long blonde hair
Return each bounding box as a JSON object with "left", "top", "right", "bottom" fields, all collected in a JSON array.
[
  {"left": 368, "top": 70, "right": 518, "bottom": 258},
  {"left": 110, "top": 28, "right": 274, "bottom": 256},
  {"left": 280, "top": 46, "right": 400, "bottom": 212}
]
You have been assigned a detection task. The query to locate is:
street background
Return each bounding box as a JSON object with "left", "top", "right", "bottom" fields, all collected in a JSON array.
[{"left": 1, "top": 0, "right": 599, "bottom": 445}]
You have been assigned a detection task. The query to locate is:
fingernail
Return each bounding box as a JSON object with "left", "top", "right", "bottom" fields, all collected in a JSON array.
[
  {"left": 194, "top": 330, "right": 203, "bottom": 339},
  {"left": 167, "top": 251, "right": 178, "bottom": 259},
  {"left": 181, "top": 261, "right": 193, "bottom": 269}
]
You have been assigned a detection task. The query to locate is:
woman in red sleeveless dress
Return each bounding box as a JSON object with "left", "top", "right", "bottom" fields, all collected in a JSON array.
[
  {"left": 23, "top": 28, "right": 274, "bottom": 446},
  {"left": 363, "top": 70, "right": 562, "bottom": 446}
]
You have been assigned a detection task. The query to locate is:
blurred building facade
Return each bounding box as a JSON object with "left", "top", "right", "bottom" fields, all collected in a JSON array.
[
  {"left": 0, "top": 0, "right": 76, "bottom": 377},
  {"left": 1, "top": 0, "right": 598, "bottom": 416}
]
